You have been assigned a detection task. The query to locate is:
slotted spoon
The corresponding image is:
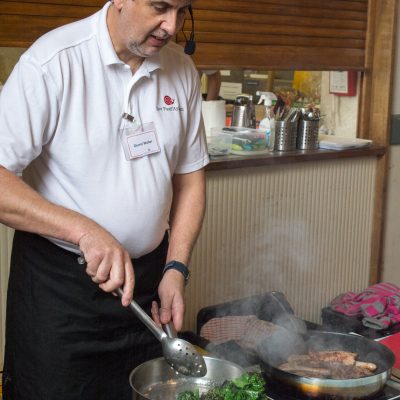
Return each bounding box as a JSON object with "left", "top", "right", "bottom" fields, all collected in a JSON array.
[{"left": 117, "top": 288, "right": 207, "bottom": 377}]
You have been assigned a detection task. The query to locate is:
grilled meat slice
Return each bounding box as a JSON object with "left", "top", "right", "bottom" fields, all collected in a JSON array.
[
  {"left": 309, "top": 350, "right": 357, "bottom": 365},
  {"left": 329, "top": 363, "right": 374, "bottom": 379},
  {"left": 278, "top": 351, "right": 377, "bottom": 379},
  {"left": 287, "top": 354, "right": 312, "bottom": 363},
  {"left": 278, "top": 362, "right": 331, "bottom": 378}
]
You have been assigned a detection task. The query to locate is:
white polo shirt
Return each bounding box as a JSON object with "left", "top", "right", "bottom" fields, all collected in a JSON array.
[{"left": 0, "top": 2, "right": 209, "bottom": 258}]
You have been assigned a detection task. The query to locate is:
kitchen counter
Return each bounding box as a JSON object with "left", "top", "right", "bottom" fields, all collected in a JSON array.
[{"left": 206, "top": 145, "right": 386, "bottom": 171}]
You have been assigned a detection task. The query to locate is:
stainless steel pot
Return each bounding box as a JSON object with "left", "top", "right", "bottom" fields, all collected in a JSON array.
[{"left": 130, "top": 356, "right": 244, "bottom": 399}]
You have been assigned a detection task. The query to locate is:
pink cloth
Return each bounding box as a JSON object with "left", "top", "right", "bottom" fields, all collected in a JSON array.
[{"left": 330, "top": 283, "right": 400, "bottom": 329}]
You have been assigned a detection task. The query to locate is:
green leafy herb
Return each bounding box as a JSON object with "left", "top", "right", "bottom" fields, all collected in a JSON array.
[
  {"left": 176, "top": 372, "right": 267, "bottom": 400},
  {"left": 176, "top": 388, "right": 200, "bottom": 400}
]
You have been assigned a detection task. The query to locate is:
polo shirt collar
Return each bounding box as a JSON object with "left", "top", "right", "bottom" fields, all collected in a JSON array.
[
  {"left": 96, "top": 2, "right": 121, "bottom": 66},
  {"left": 96, "top": 1, "right": 163, "bottom": 75}
]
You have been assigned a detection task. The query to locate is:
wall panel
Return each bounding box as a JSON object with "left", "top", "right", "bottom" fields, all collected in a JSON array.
[{"left": 184, "top": 157, "right": 376, "bottom": 331}]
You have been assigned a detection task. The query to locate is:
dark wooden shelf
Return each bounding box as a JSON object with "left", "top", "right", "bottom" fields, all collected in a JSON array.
[{"left": 206, "top": 145, "right": 386, "bottom": 171}]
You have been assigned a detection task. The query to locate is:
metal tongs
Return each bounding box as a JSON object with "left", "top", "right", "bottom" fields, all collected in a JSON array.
[{"left": 117, "top": 288, "right": 207, "bottom": 377}]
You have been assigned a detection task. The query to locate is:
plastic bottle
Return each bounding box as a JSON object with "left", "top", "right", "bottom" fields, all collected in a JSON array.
[
  {"left": 247, "top": 95, "right": 257, "bottom": 129},
  {"left": 257, "top": 91, "right": 277, "bottom": 150}
]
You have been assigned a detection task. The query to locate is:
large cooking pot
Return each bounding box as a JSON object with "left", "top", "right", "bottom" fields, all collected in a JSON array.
[
  {"left": 259, "top": 330, "right": 395, "bottom": 398},
  {"left": 130, "top": 356, "right": 245, "bottom": 399}
]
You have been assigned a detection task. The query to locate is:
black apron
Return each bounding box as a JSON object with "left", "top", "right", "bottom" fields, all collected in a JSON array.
[{"left": 2, "top": 230, "right": 168, "bottom": 400}]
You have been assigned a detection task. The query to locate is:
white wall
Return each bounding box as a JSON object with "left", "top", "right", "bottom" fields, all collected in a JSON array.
[
  {"left": 382, "top": 3, "right": 400, "bottom": 285},
  {"left": 319, "top": 72, "right": 359, "bottom": 138}
]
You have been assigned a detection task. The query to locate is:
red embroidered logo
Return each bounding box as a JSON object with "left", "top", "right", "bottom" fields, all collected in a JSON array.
[{"left": 164, "top": 95, "right": 175, "bottom": 105}]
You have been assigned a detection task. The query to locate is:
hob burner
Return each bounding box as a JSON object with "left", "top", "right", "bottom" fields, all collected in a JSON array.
[{"left": 265, "top": 380, "right": 400, "bottom": 400}]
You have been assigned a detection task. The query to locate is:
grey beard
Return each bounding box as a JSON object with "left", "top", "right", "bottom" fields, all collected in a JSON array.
[{"left": 128, "top": 42, "right": 149, "bottom": 58}]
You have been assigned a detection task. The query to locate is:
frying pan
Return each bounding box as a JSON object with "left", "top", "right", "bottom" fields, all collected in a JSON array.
[{"left": 259, "top": 330, "right": 395, "bottom": 398}]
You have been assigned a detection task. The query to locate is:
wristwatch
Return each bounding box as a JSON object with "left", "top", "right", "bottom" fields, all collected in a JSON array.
[{"left": 163, "top": 260, "right": 190, "bottom": 284}]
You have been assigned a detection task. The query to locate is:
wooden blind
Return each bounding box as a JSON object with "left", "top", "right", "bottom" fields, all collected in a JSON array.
[
  {"left": 179, "top": 0, "right": 368, "bottom": 70},
  {"left": 1, "top": 0, "right": 368, "bottom": 71},
  {"left": 0, "top": 0, "right": 102, "bottom": 48}
]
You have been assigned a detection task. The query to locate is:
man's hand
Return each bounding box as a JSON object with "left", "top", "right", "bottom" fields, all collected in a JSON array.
[
  {"left": 78, "top": 228, "right": 134, "bottom": 307},
  {"left": 151, "top": 269, "right": 185, "bottom": 331}
]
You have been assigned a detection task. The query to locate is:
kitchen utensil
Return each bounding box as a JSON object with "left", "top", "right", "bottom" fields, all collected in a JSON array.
[
  {"left": 274, "top": 120, "right": 298, "bottom": 151},
  {"left": 130, "top": 355, "right": 245, "bottom": 400},
  {"left": 259, "top": 330, "right": 395, "bottom": 398},
  {"left": 116, "top": 288, "right": 207, "bottom": 377},
  {"left": 231, "top": 95, "right": 256, "bottom": 128},
  {"left": 267, "top": 291, "right": 308, "bottom": 336},
  {"left": 162, "top": 321, "right": 177, "bottom": 338},
  {"left": 297, "top": 119, "right": 319, "bottom": 150},
  {"left": 231, "top": 105, "right": 248, "bottom": 128}
]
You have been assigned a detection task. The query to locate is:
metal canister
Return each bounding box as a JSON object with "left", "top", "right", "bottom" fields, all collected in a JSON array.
[
  {"left": 297, "top": 120, "right": 319, "bottom": 150},
  {"left": 231, "top": 105, "right": 250, "bottom": 127},
  {"left": 274, "top": 120, "right": 298, "bottom": 151},
  {"left": 230, "top": 95, "right": 256, "bottom": 128}
]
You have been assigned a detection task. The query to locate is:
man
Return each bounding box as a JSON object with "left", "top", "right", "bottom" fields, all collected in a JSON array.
[
  {"left": 0, "top": 0, "right": 209, "bottom": 398},
  {"left": 201, "top": 69, "right": 221, "bottom": 100}
]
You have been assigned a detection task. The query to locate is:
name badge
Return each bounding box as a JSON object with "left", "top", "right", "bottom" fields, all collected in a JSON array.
[{"left": 120, "top": 122, "right": 160, "bottom": 160}]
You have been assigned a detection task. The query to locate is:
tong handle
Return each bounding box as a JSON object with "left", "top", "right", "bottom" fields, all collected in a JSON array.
[
  {"left": 163, "top": 322, "right": 177, "bottom": 338},
  {"left": 116, "top": 288, "right": 166, "bottom": 341}
]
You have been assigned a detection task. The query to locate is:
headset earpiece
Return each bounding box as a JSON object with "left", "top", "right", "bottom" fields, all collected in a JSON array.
[{"left": 184, "top": 6, "right": 196, "bottom": 55}]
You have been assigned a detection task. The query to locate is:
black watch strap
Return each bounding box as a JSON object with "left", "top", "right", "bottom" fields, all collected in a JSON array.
[{"left": 163, "top": 260, "right": 190, "bottom": 283}]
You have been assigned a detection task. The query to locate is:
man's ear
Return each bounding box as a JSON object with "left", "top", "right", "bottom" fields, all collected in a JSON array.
[{"left": 112, "top": 0, "right": 124, "bottom": 10}]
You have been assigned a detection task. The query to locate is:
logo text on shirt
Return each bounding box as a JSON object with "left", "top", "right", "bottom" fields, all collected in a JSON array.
[{"left": 157, "top": 95, "right": 184, "bottom": 112}]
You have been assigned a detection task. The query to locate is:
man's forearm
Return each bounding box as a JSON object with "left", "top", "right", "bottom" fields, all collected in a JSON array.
[
  {"left": 0, "top": 166, "right": 96, "bottom": 245},
  {"left": 206, "top": 72, "right": 221, "bottom": 101},
  {"left": 167, "top": 169, "right": 206, "bottom": 265}
]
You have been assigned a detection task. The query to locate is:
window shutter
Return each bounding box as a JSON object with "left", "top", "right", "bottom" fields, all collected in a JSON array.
[
  {"left": 0, "top": 1, "right": 101, "bottom": 47},
  {"left": 0, "top": 0, "right": 372, "bottom": 71},
  {"left": 179, "top": 0, "right": 368, "bottom": 70}
]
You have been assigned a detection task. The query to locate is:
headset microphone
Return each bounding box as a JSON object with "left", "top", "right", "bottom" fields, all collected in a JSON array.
[{"left": 184, "top": 6, "right": 196, "bottom": 55}]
